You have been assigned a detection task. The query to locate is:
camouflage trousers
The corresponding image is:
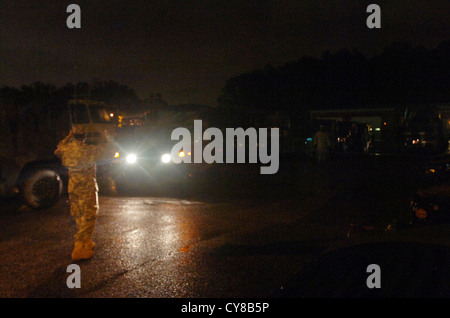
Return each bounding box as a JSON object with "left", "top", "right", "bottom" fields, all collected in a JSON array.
[{"left": 69, "top": 188, "right": 99, "bottom": 242}]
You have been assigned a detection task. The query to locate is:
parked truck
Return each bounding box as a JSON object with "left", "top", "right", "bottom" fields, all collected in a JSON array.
[{"left": 0, "top": 99, "right": 115, "bottom": 209}]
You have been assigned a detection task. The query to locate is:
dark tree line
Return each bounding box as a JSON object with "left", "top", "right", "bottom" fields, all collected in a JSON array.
[
  {"left": 217, "top": 41, "right": 450, "bottom": 120},
  {"left": 0, "top": 81, "right": 144, "bottom": 148},
  {"left": 0, "top": 80, "right": 141, "bottom": 118},
  {"left": 2, "top": 40, "right": 450, "bottom": 126}
]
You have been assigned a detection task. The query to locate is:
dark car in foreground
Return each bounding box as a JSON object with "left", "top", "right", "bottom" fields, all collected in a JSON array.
[
  {"left": 411, "top": 184, "right": 450, "bottom": 223},
  {"left": 410, "top": 154, "right": 450, "bottom": 223}
]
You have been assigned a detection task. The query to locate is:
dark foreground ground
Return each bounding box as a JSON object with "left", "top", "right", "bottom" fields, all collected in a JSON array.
[{"left": 0, "top": 152, "right": 448, "bottom": 299}]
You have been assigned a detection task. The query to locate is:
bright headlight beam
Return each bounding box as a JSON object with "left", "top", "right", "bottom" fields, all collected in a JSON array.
[
  {"left": 126, "top": 154, "right": 137, "bottom": 164},
  {"left": 161, "top": 154, "right": 171, "bottom": 163}
]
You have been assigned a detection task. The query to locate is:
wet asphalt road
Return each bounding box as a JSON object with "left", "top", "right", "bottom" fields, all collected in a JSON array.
[
  {"left": 0, "top": 160, "right": 315, "bottom": 298},
  {"left": 0, "top": 193, "right": 326, "bottom": 298},
  {"left": 0, "top": 155, "right": 449, "bottom": 298}
]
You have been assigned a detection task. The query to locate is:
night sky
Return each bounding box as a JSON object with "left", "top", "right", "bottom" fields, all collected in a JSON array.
[{"left": 1, "top": 0, "right": 449, "bottom": 106}]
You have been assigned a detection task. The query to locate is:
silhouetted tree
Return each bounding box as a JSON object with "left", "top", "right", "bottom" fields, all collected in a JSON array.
[{"left": 218, "top": 40, "right": 450, "bottom": 120}]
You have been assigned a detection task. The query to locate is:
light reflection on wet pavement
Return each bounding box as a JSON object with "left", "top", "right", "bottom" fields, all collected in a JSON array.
[{"left": 1, "top": 156, "right": 449, "bottom": 297}]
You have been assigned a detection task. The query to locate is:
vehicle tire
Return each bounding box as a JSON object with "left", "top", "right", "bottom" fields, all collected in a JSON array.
[{"left": 22, "top": 169, "right": 63, "bottom": 209}]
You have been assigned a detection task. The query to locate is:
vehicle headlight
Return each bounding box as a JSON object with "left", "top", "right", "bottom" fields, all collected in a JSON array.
[
  {"left": 126, "top": 154, "right": 137, "bottom": 164},
  {"left": 161, "top": 153, "right": 171, "bottom": 163}
]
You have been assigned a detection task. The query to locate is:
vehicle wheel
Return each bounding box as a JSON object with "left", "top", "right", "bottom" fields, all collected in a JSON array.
[{"left": 22, "top": 169, "right": 63, "bottom": 209}]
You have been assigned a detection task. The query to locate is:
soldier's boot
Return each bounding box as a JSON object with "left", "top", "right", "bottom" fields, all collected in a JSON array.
[
  {"left": 84, "top": 239, "right": 96, "bottom": 250},
  {"left": 71, "top": 241, "right": 94, "bottom": 261}
]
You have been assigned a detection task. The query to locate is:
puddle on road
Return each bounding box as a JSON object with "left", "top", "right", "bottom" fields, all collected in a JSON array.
[{"left": 143, "top": 198, "right": 206, "bottom": 206}]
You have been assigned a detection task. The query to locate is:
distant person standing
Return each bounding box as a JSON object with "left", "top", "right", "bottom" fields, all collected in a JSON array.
[
  {"left": 55, "top": 129, "right": 111, "bottom": 261},
  {"left": 314, "top": 125, "right": 331, "bottom": 164}
]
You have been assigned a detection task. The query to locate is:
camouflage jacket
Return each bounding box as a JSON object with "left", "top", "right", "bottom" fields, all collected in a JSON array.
[{"left": 54, "top": 133, "right": 112, "bottom": 193}]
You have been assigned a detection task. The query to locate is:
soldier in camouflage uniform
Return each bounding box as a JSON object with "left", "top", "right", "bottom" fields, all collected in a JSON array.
[{"left": 55, "top": 129, "right": 110, "bottom": 261}]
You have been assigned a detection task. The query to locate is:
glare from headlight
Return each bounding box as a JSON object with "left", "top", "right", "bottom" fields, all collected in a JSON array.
[
  {"left": 161, "top": 154, "right": 171, "bottom": 163},
  {"left": 126, "top": 154, "right": 137, "bottom": 164}
]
